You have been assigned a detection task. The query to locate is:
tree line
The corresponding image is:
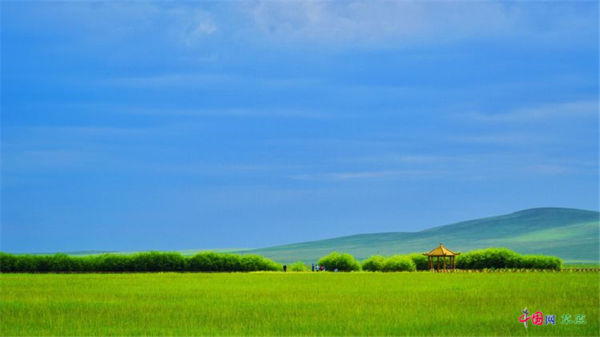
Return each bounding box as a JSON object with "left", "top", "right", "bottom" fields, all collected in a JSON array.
[
  {"left": 0, "top": 247, "right": 562, "bottom": 273},
  {"left": 319, "top": 248, "right": 562, "bottom": 271},
  {"left": 0, "top": 252, "right": 280, "bottom": 273}
]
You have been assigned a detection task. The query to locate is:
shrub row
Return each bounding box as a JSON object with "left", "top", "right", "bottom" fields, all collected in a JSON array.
[
  {"left": 0, "top": 248, "right": 563, "bottom": 273},
  {"left": 314, "top": 252, "right": 427, "bottom": 272},
  {"left": 455, "top": 248, "right": 562, "bottom": 270},
  {"left": 0, "top": 252, "right": 281, "bottom": 273},
  {"left": 361, "top": 255, "right": 416, "bottom": 272},
  {"left": 317, "top": 252, "right": 361, "bottom": 271},
  {"left": 361, "top": 248, "right": 562, "bottom": 271}
]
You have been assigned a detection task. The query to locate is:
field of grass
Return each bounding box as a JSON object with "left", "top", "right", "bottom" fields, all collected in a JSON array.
[{"left": 1, "top": 272, "right": 598, "bottom": 336}]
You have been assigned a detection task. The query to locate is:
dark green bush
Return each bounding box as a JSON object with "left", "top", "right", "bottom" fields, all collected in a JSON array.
[
  {"left": 521, "top": 254, "right": 562, "bottom": 270},
  {"left": 1, "top": 253, "right": 88, "bottom": 273},
  {"left": 359, "top": 248, "right": 562, "bottom": 272},
  {"left": 1, "top": 253, "right": 13, "bottom": 272},
  {"left": 130, "top": 252, "right": 185, "bottom": 272},
  {"left": 0, "top": 252, "right": 17, "bottom": 272},
  {"left": 0, "top": 248, "right": 562, "bottom": 273},
  {"left": 455, "top": 248, "right": 562, "bottom": 270},
  {"left": 49, "top": 253, "right": 81, "bottom": 272},
  {"left": 14, "top": 255, "right": 41, "bottom": 273},
  {"left": 363, "top": 254, "right": 424, "bottom": 272},
  {"left": 361, "top": 255, "right": 385, "bottom": 271},
  {"left": 187, "top": 252, "right": 279, "bottom": 272},
  {"left": 317, "top": 252, "right": 360, "bottom": 271},
  {"left": 407, "top": 254, "right": 429, "bottom": 271},
  {"left": 0, "top": 251, "right": 281, "bottom": 273},
  {"left": 188, "top": 252, "right": 239, "bottom": 271},
  {"left": 240, "top": 254, "right": 281, "bottom": 271},
  {"left": 382, "top": 255, "right": 416, "bottom": 272},
  {"left": 188, "top": 252, "right": 220, "bottom": 271},
  {"left": 220, "top": 253, "right": 243, "bottom": 271},
  {"left": 90, "top": 254, "right": 135, "bottom": 272}
]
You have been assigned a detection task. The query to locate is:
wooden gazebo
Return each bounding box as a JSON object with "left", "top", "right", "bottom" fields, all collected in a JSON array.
[{"left": 423, "top": 243, "right": 460, "bottom": 271}]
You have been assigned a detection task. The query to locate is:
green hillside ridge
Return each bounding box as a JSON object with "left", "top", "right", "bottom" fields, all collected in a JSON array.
[{"left": 234, "top": 207, "right": 599, "bottom": 264}]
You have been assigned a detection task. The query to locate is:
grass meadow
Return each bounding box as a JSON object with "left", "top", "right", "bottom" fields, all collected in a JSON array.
[{"left": 1, "top": 272, "right": 598, "bottom": 336}]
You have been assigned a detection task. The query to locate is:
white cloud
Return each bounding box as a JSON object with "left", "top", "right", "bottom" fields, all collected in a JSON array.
[
  {"left": 449, "top": 133, "right": 548, "bottom": 145},
  {"left": 103, "top": 73, "right": 234, "bottom": 87},
  {"left": 7, "top": 1, "right": 595, "bottom": 51},
  {"left": 4, "top": 149, "right": 106, "bottom": 170},
  {"left": 345, "top": 154, "right": 446, "bottom": 164},
  {"left": 167, "top": 8, "right": 218, "bottom": 46},
  {"left": 102, "top": 72, "right": 324, "bottom": 89},
  {"left": 93, "top": 104, "right": 328, "bottom": 119},
  {"left": 526, "top": 164, "right": 570, "bottom": 175},
  {"left": 289, "top": 169, "right": 447, "bottom": 181},
  {"left": 242, "top": 0, "right": 590, "bottom": 47},
  {"left": 7, "top": 125, "right": 154, "bottom": 139},
  {"left": 8, "top": 2, "right": 217, "bottom": 48},
  {"left": 466, "top": 100, "right": 598, "bottom": 123}
]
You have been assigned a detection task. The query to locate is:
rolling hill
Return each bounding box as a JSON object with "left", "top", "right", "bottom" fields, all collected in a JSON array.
[{"left": 234, "top": 207, "right": 599, "bottom": 264}]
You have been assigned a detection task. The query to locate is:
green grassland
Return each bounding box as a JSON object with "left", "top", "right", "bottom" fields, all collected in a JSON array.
[
  {"left": 1, "top": 272, "right": 598, "bottom": 336},
  {"left": 234, "top": 208, "right": 599, "bottom": 264}
]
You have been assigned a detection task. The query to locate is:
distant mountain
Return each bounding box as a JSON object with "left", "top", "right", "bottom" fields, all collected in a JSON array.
[{"left": 234, "top": 208, "right": 599, "bottom": 264}]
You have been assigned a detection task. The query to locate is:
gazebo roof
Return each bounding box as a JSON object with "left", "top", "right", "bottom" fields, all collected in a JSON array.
[{"left": 423, "top": 243, "right": 460, "bottom": 256}]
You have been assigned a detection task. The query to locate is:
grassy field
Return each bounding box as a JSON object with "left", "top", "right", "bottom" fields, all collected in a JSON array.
[{"left": 1, "top": 272, "right": 598, "bottom": 336}]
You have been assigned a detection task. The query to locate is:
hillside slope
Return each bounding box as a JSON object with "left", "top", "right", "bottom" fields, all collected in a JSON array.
[{"left": 235, "top": 208, "right": 599, "bottom": 264}]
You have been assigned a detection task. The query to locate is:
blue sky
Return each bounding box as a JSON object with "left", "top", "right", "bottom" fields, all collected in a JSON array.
[{"left": 1, "top": 1, "right": 598, "bottom": 253}]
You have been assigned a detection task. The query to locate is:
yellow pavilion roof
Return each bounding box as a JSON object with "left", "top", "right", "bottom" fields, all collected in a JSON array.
[{"left": 423, "top": 243, "right": 460, "bottom": 256}]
